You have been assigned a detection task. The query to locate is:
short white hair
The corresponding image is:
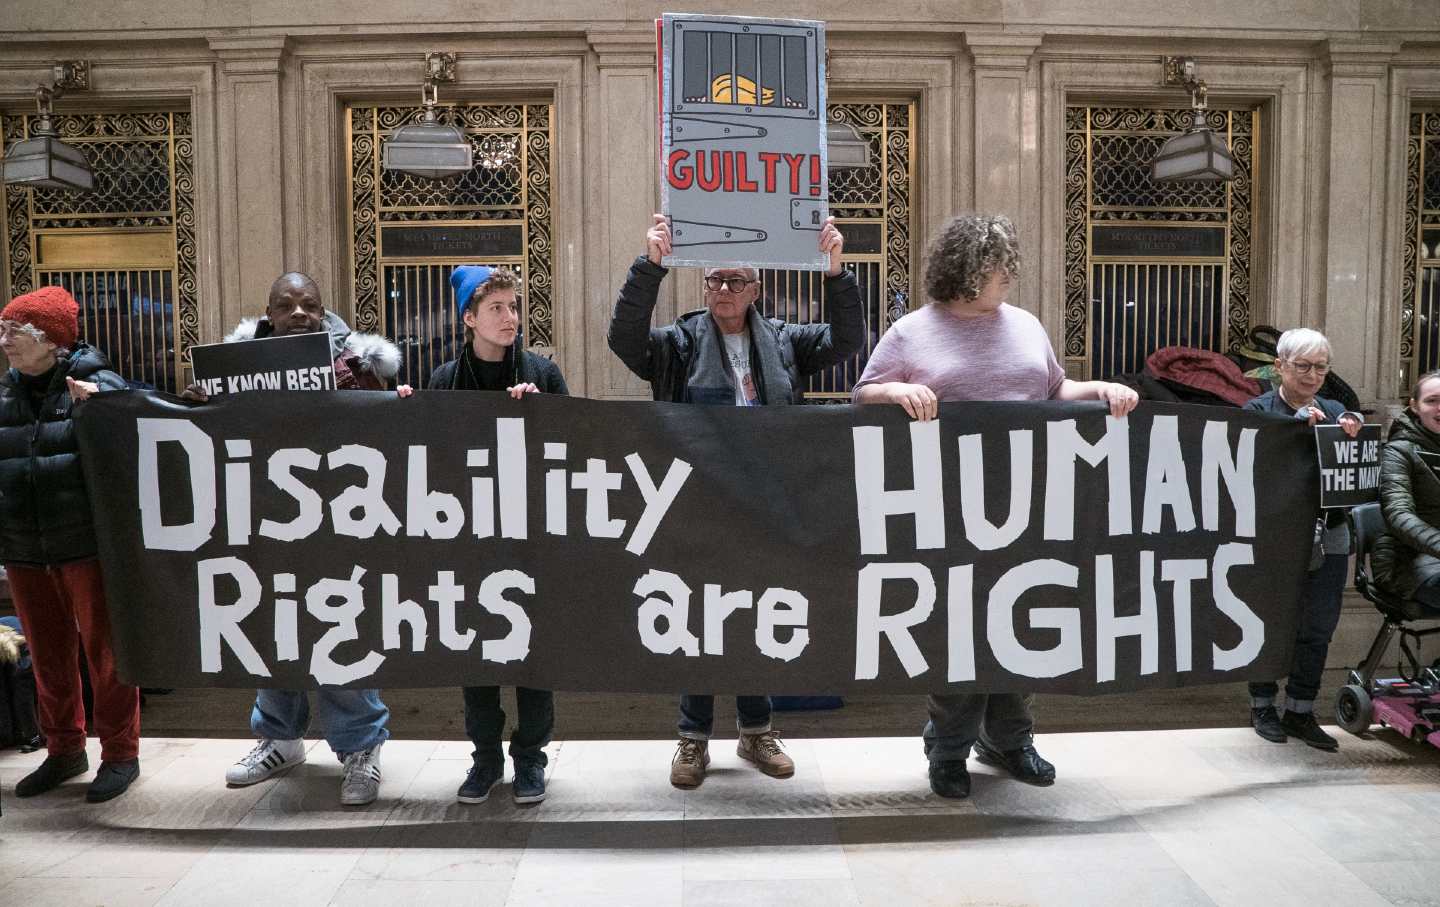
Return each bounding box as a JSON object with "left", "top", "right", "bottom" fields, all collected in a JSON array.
[
  {"left": 703, "top": 266, "right": 760, "bottom": 281},
  {"left": 1276, "top": 328, "right": 1331, "bottom": 363}
]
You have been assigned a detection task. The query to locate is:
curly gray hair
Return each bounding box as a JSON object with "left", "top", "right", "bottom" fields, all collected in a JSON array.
[{"left": 923, "top": 214, "right": 1021, "bottom": 304}]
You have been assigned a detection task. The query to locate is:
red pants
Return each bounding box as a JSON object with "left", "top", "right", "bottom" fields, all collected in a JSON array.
[{"left": 7, "top": 559, "right": 140, "bottom": 761}]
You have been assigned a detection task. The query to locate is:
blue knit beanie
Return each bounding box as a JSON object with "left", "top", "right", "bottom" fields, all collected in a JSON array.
[{"left": 450, "top": 265, "right": 496, "bottom": 316}]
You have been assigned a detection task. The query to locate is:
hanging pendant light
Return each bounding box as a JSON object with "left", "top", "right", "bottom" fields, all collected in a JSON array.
[
  {"left": 3, "top": 62, "right": 95, "bottom": 192},
  {"left": 382, "top": 53, "right": 472, "bottom": 181},
  {"left": 1151, "top": 57, "right": 1235, "bottom": 183}
]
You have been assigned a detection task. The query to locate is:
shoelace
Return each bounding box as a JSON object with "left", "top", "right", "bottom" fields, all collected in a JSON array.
[
  {"left": 750, "top": 733, "right": 785, "bottom": 758},
  {"left": 343, "top": 749, "right": 380, "bottom": 780},
  {"left": 675, "top": 740, "right": 705, "bottom": 765},
  {"left": 241, "top": 740, "right": 278, "bottom": 766}
]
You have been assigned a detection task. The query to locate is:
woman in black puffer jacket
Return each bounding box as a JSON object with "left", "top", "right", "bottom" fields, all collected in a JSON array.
[
  {"left": 0, "top": 287, "right": 140, "bottom": 804},
  {"left": 1375, "top": 370, "right": 1440, "bottom": 605}
]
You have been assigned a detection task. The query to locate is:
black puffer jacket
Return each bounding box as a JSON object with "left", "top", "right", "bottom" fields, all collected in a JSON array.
[
  {"left": 1375, "top": 409, "right": 1440, "bottom": 599},
  {"left": 0, "top": 343, "right": 127, "bottom": 566}
]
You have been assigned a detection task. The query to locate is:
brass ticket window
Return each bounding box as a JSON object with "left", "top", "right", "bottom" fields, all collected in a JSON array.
[
  {"left": 757, "top": 101, "right": 914, "bottom": 401},
  {"left": 1400, "top": 109, "right": 1440, "bottom": 393},
  {"left": 0, "top": 110, "right": 197, "bottom": 391},
  {"left": 348, "top": 102, "right": 553, "bottom": 388},
  {"left": 1064, "top": 105, "right": 1258, "bottom": 380}
]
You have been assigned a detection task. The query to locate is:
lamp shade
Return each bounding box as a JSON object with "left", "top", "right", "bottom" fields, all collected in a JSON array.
[
  {"left": 3, "top": 134, "right": 94, "bottom": 191},
  {"left": 826, "top": 121, "right": 872, "bottom": 170},
  {"left": 1151, "top": 127, "right": 1234, "bottom": 182},
  {"left": 382, "top": 121, "right": 473, "bottom": 181}
]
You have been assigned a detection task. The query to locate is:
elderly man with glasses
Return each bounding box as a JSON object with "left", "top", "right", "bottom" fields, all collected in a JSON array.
[{"left": 607, "top": 213, "right": 864, "bottom": 787}]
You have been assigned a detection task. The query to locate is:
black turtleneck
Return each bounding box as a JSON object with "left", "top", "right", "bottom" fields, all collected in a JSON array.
[
  {"left": 19, "top": 365, "right": 57, "bottom": 418},
  {"left": 454, "top": 345, "right": 512, "bottom": 392}
]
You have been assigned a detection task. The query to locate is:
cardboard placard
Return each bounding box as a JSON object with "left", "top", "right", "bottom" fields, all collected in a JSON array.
[
  {"left": 1314, "top": 423, "right": 1382, "bottom": 508},
  {"left": 190, "top": 332, "right": 336, "bottom": 396},
  {"left": 658, "top": 12, "right": 828, "bottom": 270}
]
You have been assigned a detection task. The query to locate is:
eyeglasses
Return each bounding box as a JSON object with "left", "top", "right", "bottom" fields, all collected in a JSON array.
[
  {"left": 1285, "top": 360, "right": 1331, "bottom": 376},
  {"left": 704, "top": 275, "right": 755, "bottom": 293}
]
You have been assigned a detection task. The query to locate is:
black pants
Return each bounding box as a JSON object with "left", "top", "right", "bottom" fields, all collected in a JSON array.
[
  {"left": 1248, "top": 553, "right": 1348, "bottom": 708},
  {"left": 462, "top": 686, "right": 553, "bottom": 768}
]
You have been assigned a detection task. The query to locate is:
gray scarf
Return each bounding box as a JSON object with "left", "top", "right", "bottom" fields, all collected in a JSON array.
[{"left": 684, "top": 306, "right": 795, "bottom": 406}]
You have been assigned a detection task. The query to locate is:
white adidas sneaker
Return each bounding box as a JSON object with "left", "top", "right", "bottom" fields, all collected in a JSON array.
[{"left": 225, "top": 738, "right": 306, "bottom": 786}]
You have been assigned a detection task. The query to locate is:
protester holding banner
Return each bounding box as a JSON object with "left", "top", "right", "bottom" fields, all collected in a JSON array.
[
  {"left": 1241, "top": 328, "right": 1362, "bottom": 750},
  {"left": 1376, "top": 371, "right": 1440, "bottom": 607},
  {"left": 0, "top": 287, "right": 142, "bottom": 803},
  {"left": 608, "top": 212, "right": 862, "bottom": 787},
  {"left": 426, "top": 264, "right": 567, "bottom": 805},
  {"left": 853, "top": 213, "right": 1139, "bottom": 798},
  {"left": 219, "top": 272, "right": 402, "bottom": 806}
]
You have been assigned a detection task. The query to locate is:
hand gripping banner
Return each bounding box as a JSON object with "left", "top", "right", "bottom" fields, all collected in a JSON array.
[{"left": 76, "top": 392, "right": 1317, "bottom": 694}]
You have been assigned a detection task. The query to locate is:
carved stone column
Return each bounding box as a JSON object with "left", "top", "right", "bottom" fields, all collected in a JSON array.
[
  {"left": 1322, "top": 40, "right": 1400, "bottom": 404},
  {"left": 209, "top": 36, "right": 289, "bottom": 331},
  {"left": 966, "top": 33, "right": 1044, "bottom": 316}
]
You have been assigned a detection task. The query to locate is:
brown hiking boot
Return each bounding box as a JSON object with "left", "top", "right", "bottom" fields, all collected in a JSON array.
[
  {"left": 737, "top": 731, "right": 794, "bottom": 778},
  {"left": 670, "top": 738, "right": 710, "bottom": 788}
]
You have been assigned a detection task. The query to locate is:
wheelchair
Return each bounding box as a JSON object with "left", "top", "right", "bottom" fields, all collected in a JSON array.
[{"left": 1334, "top": 502, "right": 1440, "bottom": 747}]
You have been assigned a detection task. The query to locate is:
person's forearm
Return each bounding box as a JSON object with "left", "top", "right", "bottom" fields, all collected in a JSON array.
[
  {"left": 853, "top": 383, "right": 889, "bottom": 405},
  {"left": 1055, "top": 378, "right": 1107, "bottom": 401}
]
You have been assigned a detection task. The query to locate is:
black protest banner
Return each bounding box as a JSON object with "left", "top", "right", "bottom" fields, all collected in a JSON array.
[
  {"left": 1314, "top": 424, "right": 1382, "bottom": 508},
  {"left": 190, "top": 332, "right": 336, "bottom": 396},
  {"left": 76, "top": 391, "right": 1317, "bottom": 694}
]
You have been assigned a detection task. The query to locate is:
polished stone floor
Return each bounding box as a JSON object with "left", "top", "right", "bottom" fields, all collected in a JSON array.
[{"left": 2, "top": 725, "right": 1438, "bottom": 907}]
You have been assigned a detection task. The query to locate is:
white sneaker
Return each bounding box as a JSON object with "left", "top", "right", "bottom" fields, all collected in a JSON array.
[
  {"left": 339, "top": 742, "right": 383, "bottom": 806},
  {"left": 226, "top": 738, "right": 305, "bottom": 786}
]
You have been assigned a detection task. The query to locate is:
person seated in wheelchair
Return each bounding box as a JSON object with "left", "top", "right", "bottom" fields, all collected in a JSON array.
[
  {"left": 1241, "top": 328, "right": 1363, "bottom": 750},
  {"left": 1375, "top": 369, "right": 1440, "bottom": 616}
]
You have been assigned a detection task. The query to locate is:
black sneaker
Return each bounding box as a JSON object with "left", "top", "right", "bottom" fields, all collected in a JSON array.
[
  {"left": 973, "top": 740, "right": 1056, "bottom": 785},
  {"left": 1281, "top": 710, "right": 1339, "bottom": 751},
  {"left": 1251, "top": 706, "right": 1287, "bottom": 743},
  {"left": 457, "top": 761, "right": 503, "bottom": 804},
  {"left": 16, "top": 750, "right": 89, "bottom": 797},
  {"left": 928, "top": 760, "right": 971, "bottom": 799},
  {"left": 86, "top": 759, "right": 140, "bottom": 803},
  {"left": 512, "top": 762, "right": 547, "bottom": 804}
]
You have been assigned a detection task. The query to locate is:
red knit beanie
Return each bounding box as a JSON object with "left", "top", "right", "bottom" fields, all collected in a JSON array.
[{"left": 2, "top": 286, "right": 79, "bottom": 349}]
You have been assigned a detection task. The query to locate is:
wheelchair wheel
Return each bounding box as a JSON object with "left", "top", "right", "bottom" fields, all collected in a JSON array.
[{"left": 1336, "top": 684, "right": 1373, "bottom": 735}]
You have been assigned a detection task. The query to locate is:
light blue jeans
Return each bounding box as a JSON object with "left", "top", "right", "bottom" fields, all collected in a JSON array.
[{"left": 250, "top": 689, "right": 390, "bottom": 758}]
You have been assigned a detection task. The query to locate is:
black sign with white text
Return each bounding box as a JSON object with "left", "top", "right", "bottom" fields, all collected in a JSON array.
[
  {"left": 76, "top": 392, "right": 1317, "bottom": 694},
  {"left": 190, "top": 333, "right": 335, "bottom": 396},
  {"left": 1314, "top": 423, "right": 1382, "bottom": 508}
]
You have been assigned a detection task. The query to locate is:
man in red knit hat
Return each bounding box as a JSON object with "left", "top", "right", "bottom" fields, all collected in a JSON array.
[{"left": 0, "top": 285, "right": 141, "bottom": 802}]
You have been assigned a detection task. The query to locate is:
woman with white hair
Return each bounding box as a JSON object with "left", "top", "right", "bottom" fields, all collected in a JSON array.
[{"left": 1242, "top": 327, "right": 1362, "bottom": 750}]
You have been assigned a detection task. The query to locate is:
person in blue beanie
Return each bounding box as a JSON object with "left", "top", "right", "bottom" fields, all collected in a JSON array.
[{"left": 426, "top": 265, "right": 566, "bottom": 805}]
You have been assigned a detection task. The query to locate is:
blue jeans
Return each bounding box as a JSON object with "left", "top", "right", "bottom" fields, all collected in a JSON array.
[
  {"left": 923, "top": 693, "right": 1035, "bottom": 764},
  {"left": 250, "top": 689, "right": 389, "bottom": 758},
  {"left": 1249, "top": 552, "right": 1348, "bottom": 711},
  {"left": 678, "top": 695, "right": 772, "bottom": 740},
  {"left": 463, "top": 685, "right": 553, "bottom": 769}
]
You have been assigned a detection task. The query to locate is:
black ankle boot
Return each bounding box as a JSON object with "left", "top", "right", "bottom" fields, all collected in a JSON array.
[
  {"left": 1250, "top": 706, "right": 1286, "bottom": 743},
  {"left": 1281, "top": 711, "right": 1338, "bottom": 751},
  {"left": 16, "top": 750, "right": 89, "bottom": 797},
  {"left": 86, "top": 758, "right": 140, "bottom": 802}
]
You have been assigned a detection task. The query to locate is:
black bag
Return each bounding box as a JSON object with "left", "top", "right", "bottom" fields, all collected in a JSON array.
[{"left": 0, "top": 637, "right": 42, "bottom": 752}]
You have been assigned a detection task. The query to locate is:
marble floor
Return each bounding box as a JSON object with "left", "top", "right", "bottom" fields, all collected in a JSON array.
[{"left": 1, "top": 726, "right": 1438, "bottom": 907}]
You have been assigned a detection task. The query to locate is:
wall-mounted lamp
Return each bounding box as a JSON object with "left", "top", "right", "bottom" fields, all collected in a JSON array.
[
  {"left": 1151, "top": 56, "right": 1235, "bottom": 183},
  {"left": 3, "top": 61, "right": 95, "bottom": 192},
  {"left": 382, "top": 53, "right": 474, "bottom": 181}
]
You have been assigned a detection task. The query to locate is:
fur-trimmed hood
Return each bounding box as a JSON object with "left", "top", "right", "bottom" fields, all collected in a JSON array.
[
  {"left": 225, "top": 311, "right": 401, "bottom": 381},
  {"left": 0, "top": 624, "right": 23, "bottom": 666}
]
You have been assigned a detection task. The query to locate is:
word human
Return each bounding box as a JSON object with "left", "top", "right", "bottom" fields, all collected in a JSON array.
[
  {"left": 850, "top": 415, "right": 1266, "bottom": 684},
  {"left": 136, "top": 416, "right": 692, "bottom": 556}
]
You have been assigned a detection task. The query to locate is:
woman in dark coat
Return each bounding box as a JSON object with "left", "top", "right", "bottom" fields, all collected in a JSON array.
[
  {"left": 0, "top": 286, "right": 140, "bottom": 802},
  {"left": 1376, "top": 370, "right": 1440, "bottom": 605}
]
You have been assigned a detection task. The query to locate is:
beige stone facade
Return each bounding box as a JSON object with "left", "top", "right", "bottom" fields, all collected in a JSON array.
[{"left": 1, "top": 1, "right": 1438, "bottom": 405}]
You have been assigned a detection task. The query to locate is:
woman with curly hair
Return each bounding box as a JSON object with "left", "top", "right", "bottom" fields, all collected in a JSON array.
[{"left": 854, "top": 213, "right": 1137, "bottom": 799}]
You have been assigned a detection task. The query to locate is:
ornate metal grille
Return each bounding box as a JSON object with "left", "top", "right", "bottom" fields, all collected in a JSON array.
[
  {"left": 1064, "top": 105, "right": 1257, "bottom": 380},
  {"left": 347, "top": 102, "right": 553, "bottom": 388},
  {"left": 1401, "top": 109, "right": 1440, "bottom": 393},
  {"left": 0, "top": 109, "right": 197, "bottom": 391},
  {"left": 758, "top": 101, "right": 913, "bottom": 401}
]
